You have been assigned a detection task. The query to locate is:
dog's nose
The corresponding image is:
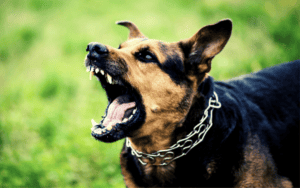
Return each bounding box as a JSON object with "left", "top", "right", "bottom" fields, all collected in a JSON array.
[{"left": 86, "top": 42, "right": 108, "bottom": 58}]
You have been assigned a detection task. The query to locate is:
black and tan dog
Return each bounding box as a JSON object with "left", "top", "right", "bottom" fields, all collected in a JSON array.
[{"left": 84, "top": 19, "right": 299, "bottom": 187}]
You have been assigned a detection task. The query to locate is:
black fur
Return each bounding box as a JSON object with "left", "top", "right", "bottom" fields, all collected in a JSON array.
[
  {"left": 121, "top": 60, "right": 300, "bottom": 187},
  {"left": 161, "top": 54, "right": 187, "bottom": 85}
]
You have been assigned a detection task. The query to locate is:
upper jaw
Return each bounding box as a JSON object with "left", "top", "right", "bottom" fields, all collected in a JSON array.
[
  {"left": 86, "top": 64, "right": 122, "bottom": 85},
  {"left": 85, "top": 56, "right": 123, "bottom": 84},
  {"left": 85, "top": 56, "right": 127, "bottom": 102}
]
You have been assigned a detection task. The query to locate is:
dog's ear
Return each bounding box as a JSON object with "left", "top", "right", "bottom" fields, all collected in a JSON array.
[
  {"left": 116, "top": 21, "right": 146, "bottom": 40},
  {"left": 179, "top": 19, "right": 232, "bottom": 75}
]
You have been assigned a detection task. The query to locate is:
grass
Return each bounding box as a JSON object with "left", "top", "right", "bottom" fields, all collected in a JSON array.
[{"left": 0, "top": 0, "right": 299, "bottom": 187}]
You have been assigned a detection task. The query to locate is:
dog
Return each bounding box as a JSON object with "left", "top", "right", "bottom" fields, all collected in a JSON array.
[{"left": 84, "top": 19, "right": 299, "bottom": 187}]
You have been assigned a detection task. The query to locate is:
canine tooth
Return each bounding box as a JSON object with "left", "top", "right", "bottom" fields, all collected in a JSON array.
[
  {"left": 107, "top": 125, "right": 112, "bottom": 131},
  {"left": 129, "top": 115, "right": 133, "bottom": 120},
  {"left": 91, "top": 67, "right": 95, "bottom": 72},
  {"left": 95, "top": 68, "right": 99, "bottom": 73},
  {"left": 86, "top": 66, "right": 91, "bottom": 72},
  {"left": 90, "top": 71, "right": 94, "bottom": 80},
  {"left": 111, "top": 79, "right": 116, "bottom": 85},
  {"left": 94, "top": 129, "right": 102, "bottom": 134},
  {"left": 100, "top": 70, "right": 105, "bottom": 75},
  {"left": 133, "top": 108, "right": 137, "bottom": 114},
  {"left": 122, "top": 118, "right": 128, "bottom": 123},
  {"left": 107, "top": 74, "right": 112, "bottom": 84},
  {"left": 91, "top": 119, "right": 97, "bottom": 126}
]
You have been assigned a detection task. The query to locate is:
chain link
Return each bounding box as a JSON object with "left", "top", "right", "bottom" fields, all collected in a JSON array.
[{"left": 126, "top": 92, "right": 221, "bottom": 166}]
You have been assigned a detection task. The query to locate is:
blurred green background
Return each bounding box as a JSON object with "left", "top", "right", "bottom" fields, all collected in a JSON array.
[{"left": 0, "top": 0, "right": 299, "bottom": 187}]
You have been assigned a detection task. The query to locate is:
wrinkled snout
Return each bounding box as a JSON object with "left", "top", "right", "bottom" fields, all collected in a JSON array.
[{"left": 84, "top": 41, "right": 128, "bottom": 80}]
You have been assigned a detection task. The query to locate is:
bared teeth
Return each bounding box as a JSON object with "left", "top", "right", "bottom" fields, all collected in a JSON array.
[
  {"left": 107, "top": 125, "right": 113, "bottom": 131},
  {"left": 86, "top": 66, "right": 119, "bottom": 85},
  {"left": 91, "top": 119, "right": 97, "bottom": 126},
  {"left": 88, "top": 66, "right": 95, "bottom": 80},
  {"left": 121, "top": 108, "right": 137, "bottom": 123},
  {"left": 133, "top": 108, "right": 137, "bottom": 114},
  {"left": 106, "top": 74, "right": 112, "bottom": 84},
  {"left": 86, "top": 66, "right": 91, "bottom": 72},
  {"left": 94, "top": 129, "right": 103, "bottom": 134},
  {"left": 100, "top": 70, "right": 105, "bottom": 75},
  {"left": 90, "top": 71, "right": 94, "bottom": 80},
  {"left": 105, "top": 73, "right": 117, "bottom": 85}
]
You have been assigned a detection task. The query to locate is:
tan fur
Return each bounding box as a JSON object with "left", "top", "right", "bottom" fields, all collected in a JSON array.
[
  {"left": 205, "top": 160, "right": 217, "bottom": 179},
  {"left": 104, "top": 40, "right": 194, "bottom": 155}
]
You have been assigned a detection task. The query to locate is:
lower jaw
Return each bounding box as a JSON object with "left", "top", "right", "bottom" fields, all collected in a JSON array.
[
  {"left": 91, "top": 103, "right": 146, "bottom": 143},
  {"left": 91, "top": 123, "right": 127, "bottom": 142}
]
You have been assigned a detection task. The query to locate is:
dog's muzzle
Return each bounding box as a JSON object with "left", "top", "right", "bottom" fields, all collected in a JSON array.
[{"left": 84, "top": 42, "right": 146, "bottom": 143}]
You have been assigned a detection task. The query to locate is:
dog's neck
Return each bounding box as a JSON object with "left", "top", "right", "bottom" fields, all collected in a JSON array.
[
  {"left": 182, "top": 76, "right": 215, "bottom": 134},
  {"left": 127, "top": 77, "right": 216, "bottom": 166}
]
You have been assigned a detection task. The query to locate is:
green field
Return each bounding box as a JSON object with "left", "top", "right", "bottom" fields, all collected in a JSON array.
[{"left": 0, "top": 0, "right": 299, "bottom": 187}]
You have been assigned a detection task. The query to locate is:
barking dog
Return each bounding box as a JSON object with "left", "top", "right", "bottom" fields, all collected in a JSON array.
[{"left": 84, "top": 19, "right": 299, "bottom": 187}]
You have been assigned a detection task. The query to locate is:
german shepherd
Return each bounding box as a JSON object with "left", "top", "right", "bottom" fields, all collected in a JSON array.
[{"left": 84, "top": 19, "right": 299, "bottom": 187}]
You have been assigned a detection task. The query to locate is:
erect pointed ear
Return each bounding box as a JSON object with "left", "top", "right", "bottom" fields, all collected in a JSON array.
[
  {"left": 116, "top": 21, "right": 147, "bottom": 40},
  {"left": 180, "top": 19, "right": 232, "bottom": 76}
]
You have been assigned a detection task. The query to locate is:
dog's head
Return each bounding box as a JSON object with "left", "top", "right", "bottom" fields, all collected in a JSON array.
[{"left": 85, "top": 20, "right": 232, "bottom": 148}]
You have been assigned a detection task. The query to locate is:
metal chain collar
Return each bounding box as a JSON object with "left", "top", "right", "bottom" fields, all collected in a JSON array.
[{"left": 126, "top": 92, "right": 221, "bottom": 166}]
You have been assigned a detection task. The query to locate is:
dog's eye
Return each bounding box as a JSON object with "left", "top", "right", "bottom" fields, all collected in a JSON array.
[
  {"left": 145, "top": 54, "right": 152, "bottom": 60},
  {"left": 136, "top": 51, "right": 156, "bottom": 63}
]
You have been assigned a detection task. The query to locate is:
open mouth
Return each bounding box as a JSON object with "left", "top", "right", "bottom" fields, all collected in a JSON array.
[{"left": 85, "top": 60, "right": 145, "bottom": 143}]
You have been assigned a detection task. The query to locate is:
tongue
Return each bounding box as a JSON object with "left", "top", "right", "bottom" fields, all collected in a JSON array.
[{"left": 103, "top": 95, "right": 136, "bottom": 127}]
